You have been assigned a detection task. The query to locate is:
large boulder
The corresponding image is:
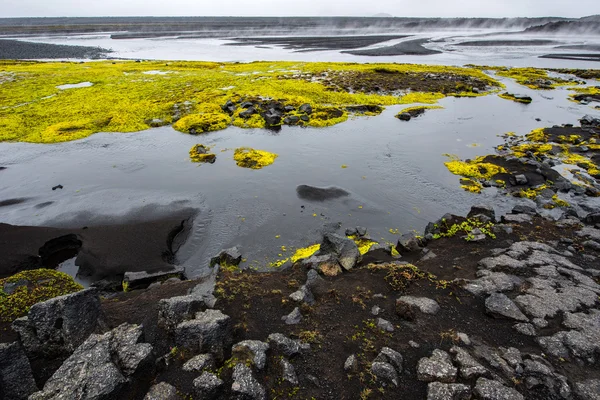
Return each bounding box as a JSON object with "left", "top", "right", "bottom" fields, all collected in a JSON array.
[
  {"left": 158, "top": 295, "right": 206, "bottom": 331},
  {"left": 396, "top": 232, "right": 425, "bottom": 254},
  {"left": 319, "top": 233, "right": 361, "bottom": 271},
  {"left": 12, "top": 288, "right": 105, "bottom": 358},
  {"left": 473, "top": 377, "right": 524, "bottom": 400},
  {"left": 193, "top": 372, "right": 223, "bottom": 399},
  {"left": 0, "top": 342, "right": 38, "bottom": 400},
  {"left": 144, "top": 382, "right": 179, "bottom": 400},
  {"left": 232, "top": 340, "right": 270, "bottom": 370},
  {"left": 485, "top": 293, "right": 528, "bottom": 322},
  {"left": 30, "top": 323, "right": 153, "bottom": 400},
  {"left": 175, "top": 309, "right": 232, "bottom": 361},
  {"left": 417, "top": 349, "right": 457, "bottom": 383},
  {"left": 231, "top": 364, "right": 266, "bottom": 400}
]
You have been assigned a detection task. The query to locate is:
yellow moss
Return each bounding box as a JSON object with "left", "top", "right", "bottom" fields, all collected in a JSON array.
[
  {"left": 557, "top": 135, "right": 581, "bottom": 144},
  {"left": 173, "top": 113, "right": 230, "bottom": 134},
  {"left": 498, "top": 93, "right": 531, "bottom": 104},
  {"left": 347, "top": 235, "right": 377, "bottom": 255},
  {"left": 399, "top": 92, "right": 446, "bottom": 104},
  {"left": 306, "top": 108, "right": 348, "bottom": 128},
  {"left": 233, "top": 147, "right": 278, "bottom": 169},
  {"left": 490, "top": 66, "right": 574, "bottom": 89},
  {"left": 232, "top": 113, "right": 265, "bottom": 129},
  {"left": 460, "top": 178, "right": 483, "bottom": 193},
  {"left": 189, "top": 144, "right": 216, "bottom": 163},
  {"left": 0, "top": 60, "right": 503, "bottom": 143},
  {"left": 526, "top": 128, "right": 548, "bottom": 142},
  {"left": 511, "top": 143, "right": 553, "bottom": 157},
  {"left": 270, "top": 243, "right": 321, "bottom": 268},
  {"left": 398, "top": 105, "right": 444, "bottom": 115},
  {"left": 552, "top": 195, "right": 570, "bottom": 207},
  {"left": 0, "top": 269, "right": 83, "bottom": 322},
  {"left": 444, "top": 154, "right": 507, "bottom": 180}
]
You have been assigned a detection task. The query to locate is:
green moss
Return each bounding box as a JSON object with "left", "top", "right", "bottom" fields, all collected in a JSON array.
[
  {"left": 0, "top": 269, "right": 83, "bottom": 322},
  {"left": 233, "top": 147, "right": 278, "bottom": 169}
]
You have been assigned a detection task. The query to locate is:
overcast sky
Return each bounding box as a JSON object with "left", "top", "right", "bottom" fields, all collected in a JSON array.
[{"left": 2, "top": 0, "right": 599, "bottom": 18}]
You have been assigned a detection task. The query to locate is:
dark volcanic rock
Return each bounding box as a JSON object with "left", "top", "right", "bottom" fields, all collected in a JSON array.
[
  {"left": 175, "top": 309, "right": 232, "bottom": 361},
  {"left": 144, "top": 382, "right": 178, "bottom": 400},
  {"left": 193, "top": 372, "right": 223, "bottom": 399},
  {"left": 30, "top": 323, "right": 153, "bottom": 400},
  {"left": 123, "top": 265, "right": 185, "bottom": 290},
  {"left": 210, "top": 246, "right": 242, "bottom": 268},
  {"left": 319, "top": 233, "right": 361, "bottom": 271},
  {"left": 0, "top": 342, "right": 38, "bottom": 400},
  {"left": 296, "top": 185, "right": 350, "bottom": 201},
  {"left": 12, "top": 288, "right": 105, "bottom": 359}
]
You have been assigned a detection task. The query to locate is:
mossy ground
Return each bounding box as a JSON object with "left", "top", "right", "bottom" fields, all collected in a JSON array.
[
  {"left": 0, "top": 269, "right": 83, "bottom": 323},
  {"left": 0, "top": 61, "right": 502, "bottom": 143},
  {"left": 479, "top": 66, "right": 575, "bottom": 89}
]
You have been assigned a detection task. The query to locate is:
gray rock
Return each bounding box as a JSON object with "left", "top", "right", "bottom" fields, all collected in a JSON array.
[
  {"left": 280, "top": 358, "right": 298, "bottom": 385},
  {"left": 289, "top": 285, "right": 314, "bottom": 305},
  {"left": 583, "top": 240, "right": 600, "bottom": 251},
  {"left": 396, "top": 232, "right": 424, "bottom": 254},
  {"left": 144, "top": 382, "right": 179, "bottom": 400},
  {"left": 30, "top": 323, "right": 152, "bottom": 400},
  {"left": 281, "top": 307, "right": 303, "bottom": 325},
  {"left": 123, "top": 266, "right": 185, "bottom": 290},
  {"left": 499, "top": 347, "right": 522, "bottom": 369},
  {"left": 232, "top": 340, "right": 270, "bottom": 370},
  {"left": 485, "top": 293, "right": 528, "bottom": 322},
  {"left": 468, "top": 204, "right": 496, "bottom": 221},
  {"left": 502, "top": 214, "right": 532, "bottom": 224},
  {"left": 427, "top": 382, "right": 471, "bottom": 400},
  {"left": 473, "top": 377, "right": 524, "bottom": 400},
  {"left": 158, "top": 295, "right": 205, "bottom": 331},
  {"left": 577, "top": 226, "right": 600, "bottom": 241},
  {"left": 397, "top": 296, "right": 440, "bottom": 315},
  {"left": 182, "top": 353, "right": 215, "bottom": 372},
  {"left": 267, "top": 333, "right": 309, "bottom": 357},
  {"left": 456, "top": 332, "right": 471, "bottom": 346},
  {"left": 371, "top": 362, "right": 398, "bottom": 386},
  {"left": 574, "top": 379, "right": 600, "bottom": 400},
  {"left": 398, "top": 112, "right": 412, "bottom": 121},
  {"left": 464, "top": 272, "right": 523, "bottom": 296},
  {"left": 193, "top": 372, "right": 223, "bottom": 399},
  {"left": 512, "top": 204, "right": 537, "bottom": 215},
  {"left": 12, "top": 288, "right": 104, "bottom": 359},
  {"left": 319, "top": 233, "right": 361, "bottom": 270},
  {"left": 344, "top": 354, "right": 358, "bottom": 372},
  {"left": 513, "top": 323, "right": 537, "bottom": 336},
  {"left": 175, "top": 309, "right": 232, "bottom": 361},
  {"left": 450, "top": 346, "right": 488, "bottom": 379},
  {"left": 373, "top": 347, "right": 403, "bottom": 373},
  {"left": 417, "top": 349, "right": 457, "bottom": 383},
  {"left": 231, "top": 364, "right": 266, "bottom": 400},
  {"left": 299, "top": 103, "right": 313, "bottom": 115},
  {"left": 377, "top": 318, "right": 394, "bottom": 332},
  {"left": 515, "top": 174, "right": 528, "bottom": 185},
  {"left": 0, "top": 342, "right": 38, "bottom": 400},
  {"left": 210, "top": 246, "right": 242, "bottom": 268},
  {"left": 371, "top": 305, "right": 381, "bottom": 316}
]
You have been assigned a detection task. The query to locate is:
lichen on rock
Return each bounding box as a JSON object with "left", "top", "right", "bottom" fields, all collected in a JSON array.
[{"left": 189, "top": 144, "right": 216, "bottom": 163}]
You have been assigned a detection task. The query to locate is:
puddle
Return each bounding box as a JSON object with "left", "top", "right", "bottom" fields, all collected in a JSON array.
[{"left": 56, "top": 82, "right": 93, "bottom": 90}]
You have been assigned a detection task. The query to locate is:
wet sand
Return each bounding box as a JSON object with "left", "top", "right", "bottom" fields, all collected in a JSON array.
[
  {"left": 224, "top": 35, "right": 410, "bottom": 51},
  {"left": 342, "top": 38, "right": 441, "bottom": 56},
  {"left": 0, "top": 208, "right": 197, "bottom": 282},
  {"left": 455, "top": 39, "right": 559, "bottom": 46},
  {"left": 540, "top": 53, "right": 600, "bottom": 62},
  {"left": 0, "top": 39, "right": 111, "bottom": 59}
]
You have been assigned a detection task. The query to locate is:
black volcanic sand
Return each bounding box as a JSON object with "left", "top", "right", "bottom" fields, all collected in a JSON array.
[
  {"left": 0, "top": 207, "right": 196, "bottom": 282},
  {"left": 296, "top": 185, "right": 350, "bottom": 202},
  {"left": 342, "top": 38, "right": 441, "bottom": 56},
  {"left": 455, "top": 39, "right": 559, "bottom": 46},
  {"left": 540, "top": 53, "right": 600, "bottom": 62},
  {"left": 0, "top": 39, "right": 111, "bottom": 60},
  {"left": 224, "top": 35, "right": 410, "bottom": 51}
]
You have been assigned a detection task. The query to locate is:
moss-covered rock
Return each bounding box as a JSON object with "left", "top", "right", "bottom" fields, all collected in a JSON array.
[
  {"left": 173, "top": 113, "right": 230, "bottom": 134},
  {"left": 189, "top": 144, "right": 217, "bottom": 163},
  {"left": 0, "top": 269, "right": 83, "bottom": 323},
  {"left": 233, "top": 147, "right": 278, "bottom": 169}
]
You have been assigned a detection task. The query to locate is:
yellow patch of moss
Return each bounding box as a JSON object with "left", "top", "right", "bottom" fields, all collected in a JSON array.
[
  {"left": 526, "top": 128, "right": 548, "bottom": 142},
  {"left": 444, "top": 154, "right": 507, "bottom": 181},
  {"left": 399, "top": 92, "right": 446, "bottom": 104},
  {"left": 232, "top": 113, "right": 265, "bottom": 129},
  {"left": 270, "top": 243, "right": 321, "bottom": 268},
  {"left": 490, "top": 67, "right": 574, "bottom": 89},
  {"left": 498, "top": 93, "right": 531, "bottom": 104},
  {"left": 233, "top": 147, "right": 278, "bottom": 169},
  {"left": 511, "top": 143, "right": 553, "bottom": 157},
  {"left": 189, "top": 144, "right": 216, "bottom": 163},
  {"left": 398, "top": 105, "right": 444, "bottom": 115},
  {"left": 347, "top": 235, "right": 377, "bottom": 255},
  {"left": 173, "top": 113, "right": 230, "bottom": 134},
  {"left": 0, "top": 61, "right": 503, "bottom": 143},
  {"left": 0, "top": 269, "right": 83, "bottom": 323}
]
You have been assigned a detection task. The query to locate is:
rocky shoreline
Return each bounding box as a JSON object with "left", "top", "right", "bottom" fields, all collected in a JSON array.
[{"left": 2, "top": 128, "right": 600, "bottom": 398}]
